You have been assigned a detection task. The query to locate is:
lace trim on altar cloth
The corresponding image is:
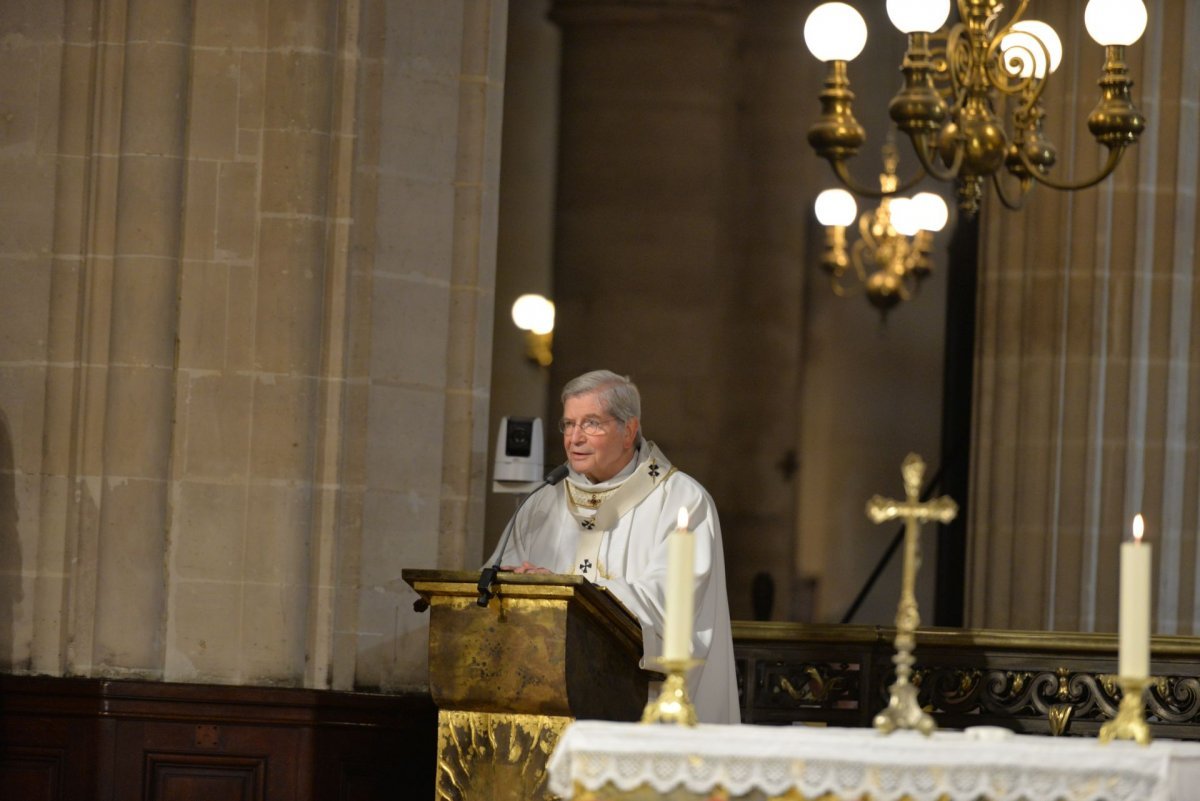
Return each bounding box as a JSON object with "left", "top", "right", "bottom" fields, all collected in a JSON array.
[{"left": 546, "top": 721, "right": 1200, "bottom": 801}]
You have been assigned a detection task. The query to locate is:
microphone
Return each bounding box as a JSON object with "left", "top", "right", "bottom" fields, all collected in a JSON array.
[{"left": 477, "top": 463, "right": 570, "bottom": 607}]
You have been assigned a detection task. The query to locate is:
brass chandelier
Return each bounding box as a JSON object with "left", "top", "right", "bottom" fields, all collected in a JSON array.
[
  {"left": 816, "top": 144, "right": 949, "bottom": 313},
  {"left": 803, "top": 0, "right": 1148, "bottom": 215}
]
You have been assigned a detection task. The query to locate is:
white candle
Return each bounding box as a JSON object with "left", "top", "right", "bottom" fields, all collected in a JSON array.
[
  {"left": 1118, "top": 514, "right": 1151, "bottom": 678},
  {"left": 663, "top": 507, "right": 694, "bottom": 661}
]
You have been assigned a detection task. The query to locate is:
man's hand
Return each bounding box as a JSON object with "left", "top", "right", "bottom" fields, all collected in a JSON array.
[{"left": 508, "top": 561, "right": 552, "bottom": 574}]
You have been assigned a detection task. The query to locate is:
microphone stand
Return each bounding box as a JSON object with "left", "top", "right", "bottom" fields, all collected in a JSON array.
[{"left": 476, "top": 463, "right": 569, "bottom": 607}]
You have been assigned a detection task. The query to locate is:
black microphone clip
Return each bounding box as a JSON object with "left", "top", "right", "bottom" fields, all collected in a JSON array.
[{"left": 475, "top": 564, "right": 501, "bottom": 608}]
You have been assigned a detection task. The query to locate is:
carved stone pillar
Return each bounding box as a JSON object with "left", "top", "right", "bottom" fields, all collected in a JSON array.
[
  {"left": 969, "top": 1, "right": 1200, "bottom": 635},
  {"left": 544, "top": 1, "right": 826, "bottom": 619},
  {"left": 547, "top": 0, "right": 741, "bottom": 480},
  {"left": 28, "top": 0, "right": 192, "bottom": 676},
  {"left": 2, "top": 0, "right": 509, "bottom": 694}
]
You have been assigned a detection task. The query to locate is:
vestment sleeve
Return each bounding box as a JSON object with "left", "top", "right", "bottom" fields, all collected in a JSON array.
[{"left": 482, "top": 486, "right": 566, "bottom": 569}]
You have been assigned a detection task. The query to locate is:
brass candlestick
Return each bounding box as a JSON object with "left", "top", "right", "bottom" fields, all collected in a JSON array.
[
  {"left": 866, "top": 453, "right": 957, "bottom": 736},
  {"left": 874, "top": 628, "right": 934, "bottom": 735},
  {"left": 1099, "top": 677, "right": 1152, "bottom": 745},
  {"left": 641, "top": 657, "right": 702, "bottom": 726}
]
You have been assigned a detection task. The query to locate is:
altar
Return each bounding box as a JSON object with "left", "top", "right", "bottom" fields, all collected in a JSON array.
[{"left": 547, "top": 720, "right": 1200, "bottom": 801}]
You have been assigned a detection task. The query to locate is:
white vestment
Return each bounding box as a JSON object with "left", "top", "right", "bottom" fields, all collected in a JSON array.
[{"left": 487, "top": 442, "right": 740, "bottom": 724}]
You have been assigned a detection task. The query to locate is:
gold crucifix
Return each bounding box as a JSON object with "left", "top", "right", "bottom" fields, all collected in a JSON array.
[{"left": 866, "top": 452, "right": 958, "bottom": 735}]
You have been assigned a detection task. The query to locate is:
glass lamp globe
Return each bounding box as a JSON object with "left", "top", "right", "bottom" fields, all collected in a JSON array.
[
  {"left": 1084, "top": 0, "right": 1148, "bottom": 46},
  {"left": 804, "top": 3, "right": 868, "bottom": 62},
  {"left": 911, "top": 192, "right": 950, "bottom": 232},
  {"left": 511, "top": 294, "right": 555, "bottom": 335},
  {"left": 889, "top": 197, "right": 921, "bottom": 236},
  {"left": 886, "top": 0, "right": 950, "bottom": 34},
  {"left": 815, "top": 188, "right": 858, "bottom": 227},
  {"left": 1000, "top": 20, "right": 1062, "bottom": 79}
]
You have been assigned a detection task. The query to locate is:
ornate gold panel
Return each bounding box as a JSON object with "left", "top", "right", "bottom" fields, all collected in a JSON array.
[{"left": 436, "top": 710, "right": 571, "bottom": 801}]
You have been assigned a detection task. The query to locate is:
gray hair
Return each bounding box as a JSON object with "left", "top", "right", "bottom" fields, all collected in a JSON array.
[{"left": 562, "top": 370, "right": 643, "bottom": 435}]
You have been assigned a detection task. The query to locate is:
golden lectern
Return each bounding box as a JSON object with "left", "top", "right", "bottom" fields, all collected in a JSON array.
[{"left": 403, "top": 569, "right": 650, "bottom": 801}]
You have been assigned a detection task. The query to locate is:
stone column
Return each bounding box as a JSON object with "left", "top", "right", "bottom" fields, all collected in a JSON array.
[
  {"left": 716, "top": 0, "right": 808, "bottom": 620},
  {"left": 354, "top": 0, "right": 509, "bottom": 690},
  {"left": 546, "top": 0, "right": 740, "bottom": 496},
  {"left": 969, "top": 0, "right": 1200, "bottom": 634},
  {"left": 1, "top": 0, "right": 510, "bottom": 694},
  {"left": 24, "top": 0, "right": 192, "bottom": 677}
]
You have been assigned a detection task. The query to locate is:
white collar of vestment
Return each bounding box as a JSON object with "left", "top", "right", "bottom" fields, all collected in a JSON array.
[
  {"left": 565, "top": 441, "right": 675, "bottom": 534},
  {"left": 567, "top": 442, "right": 676, "bottom": 580}
]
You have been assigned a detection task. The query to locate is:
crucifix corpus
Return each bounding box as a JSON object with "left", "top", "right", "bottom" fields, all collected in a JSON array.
[{"left": 866, "top": 452, "right": 958, "bottom": 735}]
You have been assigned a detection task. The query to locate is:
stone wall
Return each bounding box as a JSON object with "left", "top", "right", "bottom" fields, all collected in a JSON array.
[
  {"left": 969, "top": 0, "right": 1200, "bottom": 635},
  {"left": 0, "top": 0, "right": 507, "bottom": 691}
]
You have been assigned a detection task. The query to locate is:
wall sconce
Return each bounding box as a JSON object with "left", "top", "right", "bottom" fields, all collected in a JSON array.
[
  {"left": 803, "top": 0, "right": 1147, "bottom": 215},
  {"left": 814, "top": 147, "right": 949, "bottom": 313},
  {"left": 511, "top": 293, "right": 555, "bottom": 367}
]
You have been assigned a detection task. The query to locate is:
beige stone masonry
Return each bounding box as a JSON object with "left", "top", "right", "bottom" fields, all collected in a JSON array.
[
  {"left": 969, "top": 1, "right": 1200, "bottom": 635},
  {"left": 0, "top": 0, "right": 509, "bottom": 690}
]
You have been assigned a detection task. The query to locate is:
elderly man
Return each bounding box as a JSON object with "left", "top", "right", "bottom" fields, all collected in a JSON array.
[{"left": 487, "top": 370, "right": 739, "bottom": 724}]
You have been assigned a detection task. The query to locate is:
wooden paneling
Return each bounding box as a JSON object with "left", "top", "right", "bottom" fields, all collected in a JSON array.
[
  {"left": 0, "top": 699, "right": 106, "bottom": 801},
  {"left": 145, "top": 753, "right": 265, "bottom": 801},
  {"left": 114, "top": 722, "right": 289, "bottom": 800},
  {"left": 735, "top": 622, "right": 1200, "bottom": 739},
  {"left": 0, "top": 747, "right": 64, "bottom": 801},
  {"left": 0, "top": 676, "right": 437, "bottom": 801}
]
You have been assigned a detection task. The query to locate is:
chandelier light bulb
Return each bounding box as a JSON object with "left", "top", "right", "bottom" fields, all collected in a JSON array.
[
  {"left": 886, "top": 0, "right": 950, "bottom": 34},
  {"left": 911, "top": 192, "right": 950, "bottom": 232},
  {"left": 804, "top": 2, "right": 868, "bottom": 62},
  {"left": 1084, "top": 0, "right": 1148, "bottom": 46},
  {"left": 889, "top": 197, "right": 921, "bottom": 236},
  {"left": 1001, "top": 20, "right": 1063, "bottom": 79},
  {"left": 511, "top": 294, "right": 555, "bottom": 335},
  {"left": 815, "top": 188, "right": 858, "bottom": 227}
]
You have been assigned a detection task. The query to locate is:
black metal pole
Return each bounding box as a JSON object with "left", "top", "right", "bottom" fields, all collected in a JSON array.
[{"left": 934, "top": 214, "right": 979, "bottom": 627}]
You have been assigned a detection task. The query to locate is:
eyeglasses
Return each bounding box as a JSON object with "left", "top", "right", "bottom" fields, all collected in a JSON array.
[{"left": 558, "top": 416, "right": 615, "bottom": 436}]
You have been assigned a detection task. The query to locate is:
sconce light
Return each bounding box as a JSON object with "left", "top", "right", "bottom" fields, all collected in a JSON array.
[
  {"left": 803, "top": 0, "right": 1148, "bottom": 215},
  {"left": 814, "top": 145, "right": 949, "bottom": 313},
  {"left": 511, "top": 293, "right": 555, "bottom": 367}
]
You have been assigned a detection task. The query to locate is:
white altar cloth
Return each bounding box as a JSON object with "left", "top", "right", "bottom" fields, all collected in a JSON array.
[{"left": 547, "top": 720, "right": 1200, "bottom": 801}]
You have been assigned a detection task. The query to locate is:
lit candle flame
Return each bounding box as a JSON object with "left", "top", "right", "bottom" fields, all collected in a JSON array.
[
  {"left": 1133, "top": 513, "right": 1144, "bottom": 543},
  {"left": 677, "top": 507, "right": 689, "bottom": 530}
]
